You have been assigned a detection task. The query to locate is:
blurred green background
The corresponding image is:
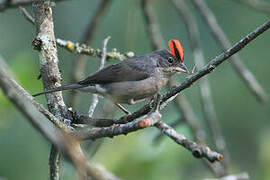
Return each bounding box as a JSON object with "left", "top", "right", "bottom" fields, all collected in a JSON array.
[{"left": 1, "top": 0, "right": 270, "bottom": 179}]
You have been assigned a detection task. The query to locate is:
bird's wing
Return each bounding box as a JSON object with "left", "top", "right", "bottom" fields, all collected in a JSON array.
[{"left": 78, "top": 57, "right": 154, "bottom": 85}]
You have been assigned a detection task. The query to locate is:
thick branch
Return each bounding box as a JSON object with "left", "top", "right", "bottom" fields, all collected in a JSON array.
[
  {"left": 76, "top": 95, "right": 163, "bottom": 140},
  {"left": 32, "top": 1, "right": 70, "bottom": 179},
  {"left": 192, "top": 0, "right": 268, "bottom": 103}
]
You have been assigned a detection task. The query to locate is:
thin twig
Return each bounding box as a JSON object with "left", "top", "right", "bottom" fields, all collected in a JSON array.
[
  {"left": 56, "top": 38, "right": 134, "bottom": 61},
  {"left": 19, "top": 6, "right": 35, "bottom": 24},
  {"left": 153, "top": 118, "right": 183, "bottom": 143},
  {"left": 233, "top": 0, "right": 270, "bottom": 14},
  {"left": 88, "top": 36, "right": 111, "bottom": 117},
  {"left": 69, "top": 0, "right": 112, "bottom": 107},
  {"left": 172, "top": 0, "right": 229, "bottom": 174},
  {"left": 192, "top": 0, "right": 268, "bottom": 103},
  {"left": 155, "top": 122, "right": 223, "bottom": 162}
]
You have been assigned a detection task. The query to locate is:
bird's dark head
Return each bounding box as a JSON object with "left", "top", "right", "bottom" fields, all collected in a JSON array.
[{"left": 156, "top": 39, "right": 189, "bottom": 76}]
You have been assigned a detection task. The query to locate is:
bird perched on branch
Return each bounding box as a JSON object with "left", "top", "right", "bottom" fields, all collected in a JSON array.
[{"left": 33, "top": 39, "right": 188, "bottom": 113}]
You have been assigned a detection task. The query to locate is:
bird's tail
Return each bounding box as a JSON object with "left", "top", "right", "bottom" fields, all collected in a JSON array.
[{"left": 32, "top": 83, "right": 87, "bottom": 97}]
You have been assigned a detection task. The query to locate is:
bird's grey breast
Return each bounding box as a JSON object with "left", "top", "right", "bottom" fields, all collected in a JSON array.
[{"left": 104, "top": 72, "right": 168, "bottom": 104}]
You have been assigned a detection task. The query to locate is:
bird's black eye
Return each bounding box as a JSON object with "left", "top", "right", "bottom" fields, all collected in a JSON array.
[{"left": 168, "top": 57, "right": 173, "bottom": 63}]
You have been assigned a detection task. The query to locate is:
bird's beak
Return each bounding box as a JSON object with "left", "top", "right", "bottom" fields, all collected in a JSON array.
[{"left": 175, "top": 63, "right": 189, "bottom": 73}]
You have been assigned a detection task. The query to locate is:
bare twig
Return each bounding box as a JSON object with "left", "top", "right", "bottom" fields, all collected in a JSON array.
[
  {"left": 19, "top": 6, "right": 35, "bottom": 24},
  {"left": 88, "top": 36, "right": 111, "bottom": 117},
  {"left": 153, "top": 118, "right": 183, "bottom": 143},
  {"left": 172, "top": 0, "right": 229, "bottom": 174},
  {"left": 56, "top": 38, "right": 134, "bottom": 61},
  {"left": 233, "top": 0, "right": 270, "bottom": 14},
  {"left": 192, "top": 0, "right": 268, "bottom": 103},
  {"left": 155, "top": 121, "right": 223, "bottom": 162}
]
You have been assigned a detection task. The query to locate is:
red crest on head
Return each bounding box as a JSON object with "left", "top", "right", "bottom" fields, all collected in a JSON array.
[{"left": 168, "top": 39, "right": 184, "bottom": 62}]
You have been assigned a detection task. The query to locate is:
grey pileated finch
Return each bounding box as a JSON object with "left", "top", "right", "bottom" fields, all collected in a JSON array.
[{"left": 33, "top": 39, "right": 188, "bottom": 112}]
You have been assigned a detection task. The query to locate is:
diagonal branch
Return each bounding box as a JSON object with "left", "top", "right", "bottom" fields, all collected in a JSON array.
[
  {"left": 115, "top": 19, "right": 270, "bottom": 126},
  {"left": 155, "top": 121, "right": 223, "bottom": 162},
  {"left": 192, "top": 0, "right": 268, "bottom": 103}
]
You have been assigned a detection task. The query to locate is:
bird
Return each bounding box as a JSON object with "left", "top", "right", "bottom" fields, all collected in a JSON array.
[{"left": 33, "top": 39, "right": 189, "bottom": 114}]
